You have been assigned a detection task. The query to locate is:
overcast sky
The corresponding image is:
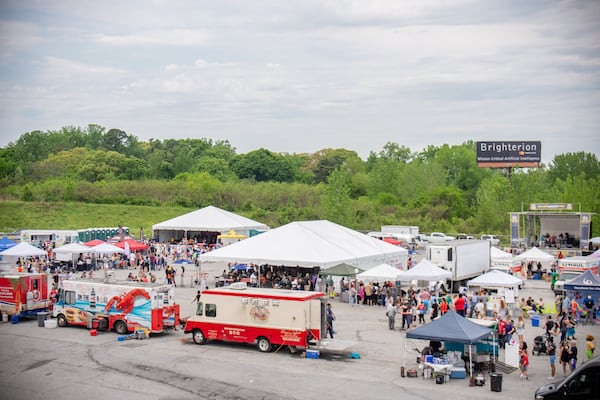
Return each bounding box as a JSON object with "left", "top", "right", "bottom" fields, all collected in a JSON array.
[{"left": 1, "top": 1, "right": 598, "bottom": 163}]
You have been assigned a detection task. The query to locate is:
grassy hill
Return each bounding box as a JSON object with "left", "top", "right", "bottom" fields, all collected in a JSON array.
[{"left": 0, "top": 201, "right": 195, "bottom": 236}]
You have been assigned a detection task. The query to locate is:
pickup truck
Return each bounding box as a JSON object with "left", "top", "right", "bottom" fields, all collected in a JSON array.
[
  {"left": 428, "top": 232, "right": 455, "bottom": 243},
  {"left": 480, "top": 234, "right": 500, "bottom": 247}
]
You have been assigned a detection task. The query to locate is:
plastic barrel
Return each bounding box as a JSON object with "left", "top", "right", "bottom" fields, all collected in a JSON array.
[
  {"left": 37, "top": 312, "right": 49, "bottom": 327},
  {"left": 490, "top": 373, "right": 502, "bottom": 392},
  {"left": 531, "top": 315, "right": 540, "bottom": 327}
]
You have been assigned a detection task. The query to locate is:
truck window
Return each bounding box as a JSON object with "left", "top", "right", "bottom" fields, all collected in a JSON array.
[
  {"left": 566, "top": 367, "right": 600, "bottom": 396},
  {"left": 205, "top": 304, "right": 217, "bottom": 318},
  {"left": 64, "top": 290, "right": 76, "bottom": 305},
  {"left": 196, "top": 302, "right": 203, "bottom": 316}
]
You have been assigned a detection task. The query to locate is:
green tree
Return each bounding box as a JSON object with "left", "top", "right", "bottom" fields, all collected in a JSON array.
[
  {"left": 230, "top": 149, "right": 294, "bottom": 182},
  {"left": 548, "top": 152, "right": 600, "bottom": 182}
]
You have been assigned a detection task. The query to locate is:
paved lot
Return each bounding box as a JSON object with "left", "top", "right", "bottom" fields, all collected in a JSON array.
[{"left": 0, "top": 260, "right": 597, "bottom": 400}]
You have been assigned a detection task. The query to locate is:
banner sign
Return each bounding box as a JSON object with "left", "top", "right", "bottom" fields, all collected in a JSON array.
[
  {"left": 529, "top": 203, "right": 573, "bottom": 211},
  {"left": 476, "top": 141, "right": 541, "bottom": 168},
  {"left": 580, "top": 213, "right": 591, "bottom": 250},
  {"left": 510, "top": 213, "right": 519, "bottom": 248}
]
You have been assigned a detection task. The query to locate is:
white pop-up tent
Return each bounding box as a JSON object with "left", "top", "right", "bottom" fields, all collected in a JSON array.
[
  {"left": 356, "top": 263, "right": 403, "bottom": 281},
  {"left": 467, "top": 269, "right": 523, "bottom": 296},
  {"left": 0, "top": 242, "right": 47, "bottom": 257},
  {"left": 515, "top": 247, "right": 555, "bottom": 272},
  {"left": 200, "top": 220, "right": 408, "bottom": 269},
  {"left": 397, "top": 259, "right": 452, "bottom": 281}
]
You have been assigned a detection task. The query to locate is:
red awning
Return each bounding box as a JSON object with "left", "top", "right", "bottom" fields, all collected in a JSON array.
[
  {"left": 115, "top": 239, "right": 148, "bottom": 251},
  {"left": 84, "top": 239, "right": 105, "bottom": 247},
  {"left": 383, "top": 237, "right": 402, "bottom": 245}
]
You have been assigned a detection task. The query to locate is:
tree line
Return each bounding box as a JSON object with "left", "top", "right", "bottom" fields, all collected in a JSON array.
[{"left": 0, "top": 125, "right": 599, "bottom": 236}]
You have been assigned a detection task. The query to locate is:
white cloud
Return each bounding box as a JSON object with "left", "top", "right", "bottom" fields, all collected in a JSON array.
[{"left": 89, "top": 29, "right": 211, "bottom": 47}]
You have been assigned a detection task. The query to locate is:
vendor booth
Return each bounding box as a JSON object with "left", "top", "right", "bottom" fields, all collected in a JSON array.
[
  {"left": 406, "top": 311, "right": 493, "bottom": 383},
  {"left": 564, "top": 269, "right": 600, "bottom": 318}
]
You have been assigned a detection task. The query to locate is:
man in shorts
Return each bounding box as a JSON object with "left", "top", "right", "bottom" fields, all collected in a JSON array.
[{"left": 547, "top": 336, "right": 557, "bottom": 380}]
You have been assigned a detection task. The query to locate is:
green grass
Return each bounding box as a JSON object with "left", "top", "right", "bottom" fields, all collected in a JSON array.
[{"left": 0, "top": 200, "right": 194, "bottom": 236}]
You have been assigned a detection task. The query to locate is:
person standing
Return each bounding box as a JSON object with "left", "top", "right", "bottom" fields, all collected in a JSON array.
[
  {"left": 547, "top": 336, "right": 557, "bottom": 380},
  {"left": 326, "top": 303, "right": 335, "bottom": 339},
  {"left": 586, "top": 334, "right": 595, "bottom": 362},
  {"left": 559, "top": 340, "right": 570, "bottom": 377},
  {"left": 386, "top": 299, "right": 397, "bottom": 330},
  {"left": 519, "top": 342, "right": 529, "bottom": 380},
  {"left": 569, "top": 339, "right": 578, "bottom": 371},
  {"left": 584, "top": 295, "right": 595, "bottom": 325},
  {"left": 454, "top": 293, "right": 466, "bottom": 317},
  {"left": 430, "top": 299, "right": 439, "bottom": 321},
  {"left": 516, "top": 315, "right": 525, "bottom": 347},
  {"left": 192, "top": 290, "right": 201, "bottom": 304}
]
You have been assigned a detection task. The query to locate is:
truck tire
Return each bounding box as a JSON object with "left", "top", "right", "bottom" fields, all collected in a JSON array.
[
  {"left": 114, "top": 320, "right": 128, "bottom": 335},
  {"left": 192, "top": 329, "right": 206, "bottom": 345},
  {"left": 57, "top": 314, "right": 68, "bottom": 327},
  {"left": 256, "top": 337, "right": 272, "bottom": 352}
]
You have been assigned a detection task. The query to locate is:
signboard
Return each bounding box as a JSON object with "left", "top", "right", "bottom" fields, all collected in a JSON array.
[
  {"left": 476, "top": 141, "right": 541, "bottom": 168},
  {"left": 530, "top": 203, "right": 573, "bottom": 211}
]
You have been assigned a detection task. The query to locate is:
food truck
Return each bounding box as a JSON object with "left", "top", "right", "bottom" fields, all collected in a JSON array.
[
  {"left": 0, "top": 272, "right": 49, "bottom": 318},
  {"left": 53, "top": 278, "right": 180, "bottom": 334},
  {"left": 184, "top": 282, "right": 327, "bottom": 352}
]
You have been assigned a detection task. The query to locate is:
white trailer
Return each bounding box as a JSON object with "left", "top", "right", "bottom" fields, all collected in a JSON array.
[
  {"left": 428, "top": 240, "right": 491, "bottom": 292},
  {"left": 381, "top": 225, "right": 420, "bottom": 236},
  {"left": 553, "top": 256, "right": 600, "bottom": 295},
  {"left": 184, "top": 282, "right": 327, "bottom": 352}
]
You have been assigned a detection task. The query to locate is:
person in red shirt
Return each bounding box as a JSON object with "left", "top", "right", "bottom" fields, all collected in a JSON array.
[
  {"left": 519, "top": 342, "right": 529, "bottom": 380},
  {"left": 454, "top": 293, "right": 466, "bottom": 317},
  {"left": 440, "top": 298, "right": 449, "bottom": 315}
]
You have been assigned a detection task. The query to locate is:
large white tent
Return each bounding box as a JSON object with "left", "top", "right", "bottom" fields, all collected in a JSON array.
[
  {"left": 357, "top": 263, "right": 403, "bottom": 281},
  {"left": 397, "top": 259, "right": 452, "bottom": 281},
  {"left": 152, "top": 205, "right": 269, "bottom": 243},
  {"left": 200, "top": 220, "right": 408, "bottom": 269},
  {"left": 515, "top": 246, "right": 555, "bottom": 272}
]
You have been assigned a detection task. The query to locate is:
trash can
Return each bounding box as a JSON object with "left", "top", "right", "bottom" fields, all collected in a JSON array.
[
  {"left": 37, "top": 312, "right": 49, "bottom": 327},
  {"left": 490, "top": 373, "right": 502, "bottom": 392},
  {"left": 531, "top": 315, "right": 540, "bottom": 327}
]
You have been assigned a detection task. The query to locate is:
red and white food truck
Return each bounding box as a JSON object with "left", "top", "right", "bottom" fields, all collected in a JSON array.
[
  {"left": 0, "top": 272, "right": 49, "bottom": 318},
  {"left": 184, "top": 282, "right": 327, "bottom": 352},
  {"left": 53, "top": 278, "right": 180, "bottom": 334}
]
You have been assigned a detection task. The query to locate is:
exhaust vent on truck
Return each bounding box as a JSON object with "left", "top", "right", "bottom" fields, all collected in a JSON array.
[{"left": 229, "top": 282, "right": 248, "bottom": 290}]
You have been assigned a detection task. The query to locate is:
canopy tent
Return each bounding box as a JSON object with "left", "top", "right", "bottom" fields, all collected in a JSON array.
[
  {"left": 152, "top": 205, "right": 269, "bottom": 243},
  {"left": 0, "top": 237, "right": 17, "bottom": 251},
  {"left": 200, "top": 220, "right": 408, "bottom": 269},
  {"left": 91, "top": 243, "right": 125, "bottom": 255},
  {"left": 115, "top": 239, "right": 148, "bottom": 251},
  {"left": 589, "top": 237, "right": 600, "bottom": 245},
  {"left": 491, "top": 247, "right": 513, "bottom": 258},
  {"left": 356, "top": 263, "right": 402, "bottom": 281},
  {"left": 564, "top": 269, "right": 600, "bottom": 291},
  {"left": 397, "top": 259, "right": 452, "bottom": 281},
  {"left": 84, "top": 239, "right": 105, "bottom": 247},
  {"left": 406, "top": 310, "right": 494, "bottom": 377},
  {"left": 217, "top": 230, "right": 247, "bottom": 239},
  {"left": 515, "top": 247, "right": 555, "bottom": 262},
  {"left": 0, "top": 242, "right": 47, "bottom": 257},
  {"left": 53, "top": 242, "right": 93, "bottom": 255},
  {"left": 323, "top": 263, "right": 364, "bottom": 276},
  {"left": 467, "top": 269, "right": 523, "bottom": 290}
]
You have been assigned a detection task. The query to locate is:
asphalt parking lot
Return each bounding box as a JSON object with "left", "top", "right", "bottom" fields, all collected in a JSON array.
[{"left": 0, "top": 261, "right": 597, "bottom": 400}]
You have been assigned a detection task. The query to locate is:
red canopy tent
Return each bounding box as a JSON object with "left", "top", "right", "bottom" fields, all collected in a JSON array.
[
  {"left": 84, "top": 239, "right": 105, "bottom": 247},
  {"left": 115, "top": 239, "right": 148, "bottom": 251},
  {"left": 383, "top": 237, "right": 402, "bottom": 245}
]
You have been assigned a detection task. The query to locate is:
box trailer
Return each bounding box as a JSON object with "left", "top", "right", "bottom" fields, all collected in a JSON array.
[
  {"left": 53, "top": 278, "right": 180, "bottom": 334},
  {"left": 553, "top": 256, "right": 600, "bottom": 295},
  {"left": 0, "top": 272, "right": 49, "bottom": 318},
  {"left": 428, "top": 240, "right": 491, "bottom": 292},
  {"left": 184, "top": 282, "right": 327, "bottom": 352}
]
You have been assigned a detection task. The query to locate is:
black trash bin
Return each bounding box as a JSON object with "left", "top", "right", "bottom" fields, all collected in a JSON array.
[
  {"left": 37, "top": 312, "right": 49, "bottom": 327},
  {"left": 490, "top": 373, "right": 502, "bottom": 392}
]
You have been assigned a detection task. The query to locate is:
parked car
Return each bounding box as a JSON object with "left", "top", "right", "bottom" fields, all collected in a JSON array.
[
  {"left": 456, "top": 234, "right": 475, "bottom": 240},
  {"left": 534, "top": 354, "right": 599, "bottom": 399},
  {"left": 428, "top": 232, "right": 455, "bottom": 243},
  {"left": 480, "top": 234, "right": 500, "bottom": 247}
]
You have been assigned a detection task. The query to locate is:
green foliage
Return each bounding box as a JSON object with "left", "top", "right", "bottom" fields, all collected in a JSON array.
[{"left": 1, "top": 126, "right": 600, "bottom": 237}]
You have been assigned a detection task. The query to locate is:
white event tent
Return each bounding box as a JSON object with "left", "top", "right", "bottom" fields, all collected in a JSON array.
[
  {"left": 356, "top": 263, "right": 403, "bottom": 281},
  {"left": 0, "top": 242, "right": 47, "bottom": 257},
  {"left": 152, "top": 205, "right": 269, "bottom": 243},
  {"left": 200, "top": 220, "right": 408, "bottom": 269},
  {"left": 397, "top": 259, "right": 452, "bottom": 281},
  {"left": 515, "top": 247, "right": 555, "bottom": 272},
  {"left": 467, "top": 269, "right": 523, "bottom": 296}
]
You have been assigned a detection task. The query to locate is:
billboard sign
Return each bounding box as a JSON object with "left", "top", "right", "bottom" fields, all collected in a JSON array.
[{"left": 476, "top": 141, "right": 541, "bottom": 168}]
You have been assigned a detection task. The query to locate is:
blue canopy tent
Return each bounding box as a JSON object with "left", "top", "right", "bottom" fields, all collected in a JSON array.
[
  {"left": 0, "top": 237, "right": 16, "bottom": 252},
  {"left": 405, "top": 310, "right": 493, "bottom": 377},
  {"left": 564, "top": 270, "right": 600, "bottom": 319}
]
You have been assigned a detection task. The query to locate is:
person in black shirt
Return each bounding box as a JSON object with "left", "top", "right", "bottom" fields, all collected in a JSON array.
[{"left": 584, "top": 295, "right": 595, "bottom": 325}]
